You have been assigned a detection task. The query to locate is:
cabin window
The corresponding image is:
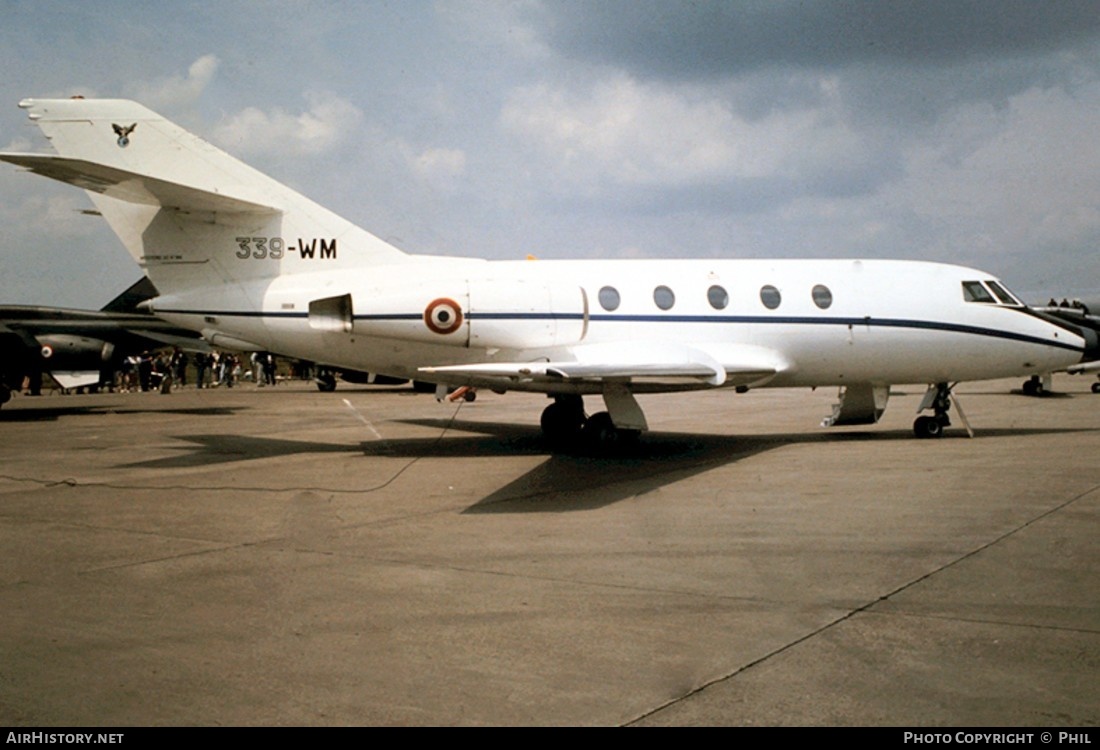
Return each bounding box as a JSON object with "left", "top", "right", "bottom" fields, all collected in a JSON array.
[
  {"left": 760, "top": 285, "right": 781, "bottom": 310},
  {"left": 653, "top": 285, "right": 675, "bottom": 310},
  {"left": 812, "top": 284, "right": 833, "bottom": 309},
  {"left": 707, "top": 285, "right": 729, "bottom": 310},
  {"left": 962, "top": 281, "right": 995, "bottom": 303},
  {"left": 598, "top": 286, "right": 621, "bottom": 311}
]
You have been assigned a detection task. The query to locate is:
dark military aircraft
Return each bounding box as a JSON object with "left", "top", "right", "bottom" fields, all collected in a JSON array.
[{"left": 0, "top": 276, "right": 203, "bottom": 407}]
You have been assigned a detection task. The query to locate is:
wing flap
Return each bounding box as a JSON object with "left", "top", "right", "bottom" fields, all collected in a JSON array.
[
  {"left": 0, "top": 152, "right": 279, "bottom": 215},
  {"left": 420, "top": 341, "right": 785, "bottom": 389},
  {"left": 421, "top": 360, "right": 747, "bottom": 383}
]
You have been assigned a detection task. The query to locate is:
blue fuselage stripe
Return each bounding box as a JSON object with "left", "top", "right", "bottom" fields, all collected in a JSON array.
[{"left": 154, "top": 309, "right": 1085, "bottom": 353}]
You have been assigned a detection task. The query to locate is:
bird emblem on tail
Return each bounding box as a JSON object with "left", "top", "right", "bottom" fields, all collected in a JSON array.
[{"left": 112, "top": 122, "right": 136, "bottom": 147}]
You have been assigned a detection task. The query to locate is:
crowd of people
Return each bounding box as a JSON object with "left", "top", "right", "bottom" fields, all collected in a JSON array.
[
  {"left": 114, "top": 349, "right": 291, "bottom": 392},
  {"left": 42, "top": 349, "right": 309, "bottom": 396}
]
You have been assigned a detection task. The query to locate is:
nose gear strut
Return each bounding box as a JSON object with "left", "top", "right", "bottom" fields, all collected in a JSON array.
[{"left": 914, "top": 382, "right": 973, "bottom": 438}]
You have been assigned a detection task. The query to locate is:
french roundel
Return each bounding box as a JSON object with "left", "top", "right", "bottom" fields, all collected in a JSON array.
[
  {"left": 40, "top": 344, "right": 54, "bottom": 359},
  {"left": 423, "top": 298, "right": 464, "bottom": 335}
]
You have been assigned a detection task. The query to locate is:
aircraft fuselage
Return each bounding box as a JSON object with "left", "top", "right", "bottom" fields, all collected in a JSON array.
[{"left": 150, "top": 256, "right": 1086, "bottom": 393}]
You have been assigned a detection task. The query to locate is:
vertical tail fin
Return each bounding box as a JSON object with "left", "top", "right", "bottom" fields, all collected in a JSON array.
[
  {"left": 99, "top": 276, "right": 159, "bottom": 313},
  {"left": 1, "top": 98, "right": 406, "bottom": 296}
]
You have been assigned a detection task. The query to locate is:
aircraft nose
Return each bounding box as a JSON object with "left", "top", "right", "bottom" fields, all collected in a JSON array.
[
  {"left": 1032, "top": 305, "right": 1100, "bottom": 364},
  {"left": 1078, "top": 324, "right": 1100, "bottom": 363}
]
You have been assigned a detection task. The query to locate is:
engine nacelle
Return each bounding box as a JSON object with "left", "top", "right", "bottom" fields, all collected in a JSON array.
[
  {"left": 36, "top": 334, "right": 115, "bottom": 370},
  {"left": 314, "top": 280, "right": 589, "bottom": 350}
]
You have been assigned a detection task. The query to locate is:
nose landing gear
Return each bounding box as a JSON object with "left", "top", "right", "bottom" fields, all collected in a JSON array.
[{"left": 913, "top": 382, "right": 973, "bottom": 438}]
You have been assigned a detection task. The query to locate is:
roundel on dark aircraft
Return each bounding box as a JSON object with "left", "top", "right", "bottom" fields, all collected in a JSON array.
[
  {"left": 423, "top": 298, "right": 464, "bottom": 335},
  {"left": 40, "top": 344, "right": 54, "bottom": 359}
]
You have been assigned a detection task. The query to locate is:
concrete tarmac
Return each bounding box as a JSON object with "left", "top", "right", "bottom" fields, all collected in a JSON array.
[{"left": 1, "top": 376, "right": 1097, "bottom": 726}]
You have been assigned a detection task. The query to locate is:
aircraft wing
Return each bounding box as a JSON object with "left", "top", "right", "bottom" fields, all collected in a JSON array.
[
  {"left": 0, "top": 153, "right": 279, "bottom": 215},
  {"left": 420, "top": 341, "right": 784, "bottom": 391},
  {"left": 1065, "top": 360, "right": 1100, "bottom": 374}
]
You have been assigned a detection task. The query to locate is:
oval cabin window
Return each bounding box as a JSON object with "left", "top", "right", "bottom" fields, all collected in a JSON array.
[
  {"left": 760, "top": 285, "right": 781, "bottom": 310},
  {"left": 707, "top": 285, "right": 729, "bottom": 310},
  {"left": 598, "top": 286, "right": 621, "bottom": 311},
  {"left": 653, "top": 285, "right": 675, "bottom": 310}
]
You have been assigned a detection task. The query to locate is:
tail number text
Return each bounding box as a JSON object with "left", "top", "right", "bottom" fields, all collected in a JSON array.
[{"left": 235, "top": 237, "right": 337, "bottom": 260}]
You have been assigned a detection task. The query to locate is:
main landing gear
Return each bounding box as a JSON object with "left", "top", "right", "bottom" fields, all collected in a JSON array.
[
  {"left": 913, "top": 382, "right": 973, "bottom": 439},
  {"left": 1021, "top": 374, "right": 1050, "bottom": 397},
  {"left": 315, "top": 368, "right": 338, "bottom": 392},
  {"left": 540, "top": 389, "right": 645, "bottom": 454}
]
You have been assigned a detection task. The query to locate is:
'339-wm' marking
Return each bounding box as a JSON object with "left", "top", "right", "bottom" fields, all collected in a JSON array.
[{"left": 235, "top": 237, "right": 337, "bottom": 260}]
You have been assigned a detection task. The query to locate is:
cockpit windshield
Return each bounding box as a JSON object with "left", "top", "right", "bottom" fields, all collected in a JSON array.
[
  {"left": 962, "top": 280, "right": 1023, "bottom": 306},
  {"left": 985, "top": 280, "right": 1022, "bottom": 305}
]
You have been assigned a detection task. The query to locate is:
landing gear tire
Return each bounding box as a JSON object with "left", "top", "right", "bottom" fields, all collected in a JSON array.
[
  {"left": 316, "top": 371, "right": 337, "bottom": 392},
  {"left": 1092, "top": 382, "right": 1100, "bottom": 394},
  {"left": 541, "top": 398, "right": 586, "bottom": 446},
  {"left": 581, "top": 411, "right": 640, "bottom": 454},
  {"left": 1022, "top": 376, "right": 1044, "bottom": 397},
  {"left": 541, "top": 395, "right": 642, "bottom": 454},
  {"left": 913, "top": 415, "right": 945, "bottom": 439}
]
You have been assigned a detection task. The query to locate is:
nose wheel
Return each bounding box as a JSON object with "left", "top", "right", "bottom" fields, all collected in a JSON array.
[
  {"left": 913, "top": 414, "right": 947, "bottom": 439},
  {"left": 913, "top": 382, "right": 973, "bottom": 438}
]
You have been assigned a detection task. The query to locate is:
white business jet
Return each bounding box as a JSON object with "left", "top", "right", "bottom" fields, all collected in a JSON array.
[{"left": 2, "top": 98, "right": 1095, "bottom": 449}]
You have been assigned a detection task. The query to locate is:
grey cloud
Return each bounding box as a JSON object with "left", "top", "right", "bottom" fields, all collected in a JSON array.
[{"left": 532, "top": 1, "right": 1100, "bottom": 78}]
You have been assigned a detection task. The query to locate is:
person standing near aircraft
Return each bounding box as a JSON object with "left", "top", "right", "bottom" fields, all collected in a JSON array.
[
  {"left": 172, "top": 347, "right": 188, "bottom": 387},
  {"left": 263, "top": 353, "right": 277, "bottom": 386}
]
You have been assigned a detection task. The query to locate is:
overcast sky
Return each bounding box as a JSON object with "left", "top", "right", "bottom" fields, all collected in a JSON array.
[{"left": 2, "top": 0, "right": 1099, "bottom": 308}]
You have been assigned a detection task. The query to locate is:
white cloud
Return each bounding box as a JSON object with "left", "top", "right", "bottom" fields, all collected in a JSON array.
[
  {"left": 407, "top": 146, "right": 467, "bottom": 186},
  {"left": 500, "top": 74, "right": 866, "bottom": 190},
  {"left": 901, "top": 82, "right": 1100, "bottom": 257},
  {"left": 211, "top": 92, "right": 364, "bottom": 156},
  {"left": 0, "top": 189, "right": 95, "bottom": 240},
  {"left": 131, "top": 54, "right": 220, "bottom": 111},
  {"left": 2, "top": 136, "right": 32, "bottom": 152}
]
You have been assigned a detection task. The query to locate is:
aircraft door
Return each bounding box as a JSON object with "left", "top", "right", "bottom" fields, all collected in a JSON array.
[{"left": 467, "top": 280, "right": 587, "bottom": 350}]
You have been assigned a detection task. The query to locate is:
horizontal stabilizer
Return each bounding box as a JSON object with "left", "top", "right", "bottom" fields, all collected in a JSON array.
[{"left": 0, "top": 153, "right": 279, "bottom": 214}]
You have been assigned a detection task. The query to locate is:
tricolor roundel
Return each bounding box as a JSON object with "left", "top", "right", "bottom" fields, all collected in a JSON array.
[{"left": 423, "top": 298, "right": 463, "bottom": 335}]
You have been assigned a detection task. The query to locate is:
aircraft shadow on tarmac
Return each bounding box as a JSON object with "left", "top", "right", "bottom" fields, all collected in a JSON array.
[
  {"left": 401, "top": 419, "right": 1099, "bottom": 513},
  {"left": 117, "top": 416, "right": 1097, "bottom": 513},
  {"left": 118, "top": 433, "right": 359, "bottom": 469},
  {"left": 0, "top": 404, "right": 243, "bottom": 423}
]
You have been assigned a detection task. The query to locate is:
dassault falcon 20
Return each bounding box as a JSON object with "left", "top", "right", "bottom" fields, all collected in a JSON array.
[{"left": 1, "top": 97, "right": 1095, "bottom": 449}]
